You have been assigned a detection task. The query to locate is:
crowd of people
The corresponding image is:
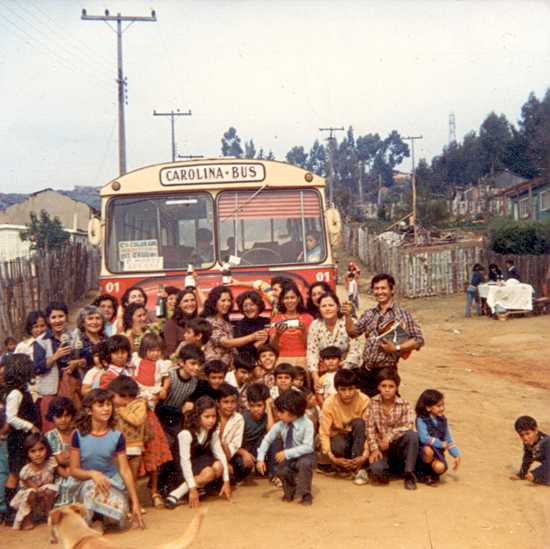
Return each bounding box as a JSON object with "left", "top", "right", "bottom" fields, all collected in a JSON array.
[{"left": 0, "top": 265, "right": 547, "bottom": 532}]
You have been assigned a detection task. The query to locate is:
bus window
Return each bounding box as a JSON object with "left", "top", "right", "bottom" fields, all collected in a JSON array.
[
  {"left": 217, "top": 190, "right": 325, "bottom": 266},
  {"left": 106, "top": 194, "right": 214, "bottom": 273}
]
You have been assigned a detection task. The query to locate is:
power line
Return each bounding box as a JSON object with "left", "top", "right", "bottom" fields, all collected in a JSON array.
[
  {"left": 319, "top": 127, "right": 344, "bottom": 202},
  {"left": 402, "top": 135, "right": 423, "bottom": 244},
  {"left": 0, "top": 16, "right": 113, "bottom": 92},
  {"left": 25, "top": 0, "right": 116, "bottom": 70},
  {"left": 82, "top": 9, "right": 157, "bottom": 176},
  {"left": 0, "top": 1, "right": 113, "bottom": 84},
  {"left": 153, "top": 110, "right": 192, "bottom": 162}
]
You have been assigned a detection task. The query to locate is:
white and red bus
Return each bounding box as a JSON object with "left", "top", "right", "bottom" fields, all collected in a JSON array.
[{"left": 89, "top": 158, "right": 340, "bottom": 311}]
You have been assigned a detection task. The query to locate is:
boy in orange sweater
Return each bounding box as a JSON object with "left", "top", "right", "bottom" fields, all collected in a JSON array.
[
  {"left": 107, "top": 376, "right": 148, "bottom": 481},
  {"left": 319, "top": 369, "right": 370, "bottom": 485}
]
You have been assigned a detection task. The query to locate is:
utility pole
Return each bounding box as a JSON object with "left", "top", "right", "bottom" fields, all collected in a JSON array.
[
  {"left": 319, "top": 127, "right": 344, "bottom": 202},
  {"left": 449, "top": 113, "right": 456, "bottom": 144},
  {"left": 81, "top": 9, "right": 156, "bottom": 176},
  {"left": 154, "top": 110, "right": 192, "bottom": 162},
  {"left": 403, "top": 135, "right": 423, "bottom": 244}
]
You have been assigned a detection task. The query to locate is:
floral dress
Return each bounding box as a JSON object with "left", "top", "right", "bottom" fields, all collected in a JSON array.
[
  {"left": 45, "top": 428, "right": 75, "bottom": 508},
  {"left": 203, "top": 316, "right": 237, "bottom": 369},
  {"left": 11, "top": 457, "right": 59, "bottom": 529}
]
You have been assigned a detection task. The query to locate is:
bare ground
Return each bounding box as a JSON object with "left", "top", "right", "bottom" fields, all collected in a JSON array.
[{"left": 4, "top": 278, "right": 550, "bottom": 549}]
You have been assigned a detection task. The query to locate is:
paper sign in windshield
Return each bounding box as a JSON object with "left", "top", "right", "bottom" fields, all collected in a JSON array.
[
  {"left": 119, "top": 240, "right": 158, "bottom": 261},
  {"left": 123, "top": 257, "right": 164, "bottom": 271}
]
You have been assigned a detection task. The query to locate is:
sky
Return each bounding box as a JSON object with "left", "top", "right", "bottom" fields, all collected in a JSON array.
[{"left": 0, "top": 0, "right": 549, "bottom": 194}]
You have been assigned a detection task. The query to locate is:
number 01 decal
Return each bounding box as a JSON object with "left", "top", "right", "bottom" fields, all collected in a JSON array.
[
  {"left": 105, "top": 282, "right": 120, "bottom": 293},
  {"left": 316, "top": 271, "right": 330, "bottom": 282}
]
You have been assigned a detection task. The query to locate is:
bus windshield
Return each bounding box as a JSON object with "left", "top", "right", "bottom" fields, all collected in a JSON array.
[
  {"left": 106, "top": 194, "right": 214, "bottom": 272},
  {"left": 217, "top": 189, "right": 325, "bottom": 266}
]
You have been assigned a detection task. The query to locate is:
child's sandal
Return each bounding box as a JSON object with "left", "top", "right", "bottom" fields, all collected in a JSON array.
[{"left": 152, "top": 493, "right": 165, "bottom": 509}]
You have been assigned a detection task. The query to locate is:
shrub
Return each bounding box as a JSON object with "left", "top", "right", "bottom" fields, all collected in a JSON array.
[{"left": 488, "top": 218, "right": 550, "bottom": 255}]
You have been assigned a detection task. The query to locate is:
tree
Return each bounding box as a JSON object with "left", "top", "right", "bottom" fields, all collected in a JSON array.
[
  {"left": 306, "top": 140, "right": 326, "bottom": 177},
  {"left": 479, "top": 112, "right": 512, "bottom": 175},
  {"left": 285, "top": 146, "right": 308, "bottom": 168},
  {"left": 221, "top": 127, "right": 244, "bottom": 158},
  {"left": 266, "top": 150, "right": 276, "bottom": 160},
  {"left": 20, "top": 210, "right": 70, "bottom": 252},
  {"left": 244, "top": 139, "right": 256, "bottom": 159}
]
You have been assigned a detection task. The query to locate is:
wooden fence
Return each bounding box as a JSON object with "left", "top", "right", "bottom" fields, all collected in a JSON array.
[
  {"left": 343, "top": 224, "right": 550, "bottom": 298},
  {"left": 0, "top": 244, "right": 100, "bottom": 343}
]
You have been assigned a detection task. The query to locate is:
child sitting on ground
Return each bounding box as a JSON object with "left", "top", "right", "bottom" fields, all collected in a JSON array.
[
  {"left": 365, "top": 369, "right": 419, "bottom": 491},
  {"left": 292, "top": 366, "right": 308, "bottom": 389},
  {"left": 316, "top": 346, "right": 342, "bottom": 406},
  {"left": 216, "top": 383, "right": 245, "bottom": 478},
  {"left": 156, "top": 344, "right": 204, "bottom": 497},
  {"left": 130, "top": 333, "right": 171, "bottom": 409},
  {"left": 191, "top": 360, "right": 228, "bottom": 402},
  {"left": 319, "top": 369, "right": 369, "bottom": 484},
  {"left": 415, "top": 389, "right": 461, "bottom": 486},
  {"left": 254, "top": 344, "right": 279, "bottom": 390},
  {"left": 107, "top": 376, "right": 148, "bottom": 483},
  {"left": 226, "top": 352, "right": 255, "bottom": 413},
  {"left": 233, "top": 383, "right": 276, "bottom": 482},
  {"left": 510, "top": 415, "right": 549, "bottom": 486},
  {"left": 165, "top": 396, "right": 232, "bottom": 509},
  {"left": 256, "top": 390, "right": 316, "bottom": 505},
  {"left": 10, "top": 433, "right": 58, "bottom": 530},
  {"left": 45, "top": 397, "right": 76, "bottom": 508}
]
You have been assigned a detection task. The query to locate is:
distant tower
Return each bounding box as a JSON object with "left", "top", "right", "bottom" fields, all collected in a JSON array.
[{"left": 449, "top": 112, "right": 456, "bottom": 144}]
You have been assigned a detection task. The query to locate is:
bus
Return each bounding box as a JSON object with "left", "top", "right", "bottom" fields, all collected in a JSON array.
[{"left": 89, "top": 158, "right": 341, "bottom": 312}]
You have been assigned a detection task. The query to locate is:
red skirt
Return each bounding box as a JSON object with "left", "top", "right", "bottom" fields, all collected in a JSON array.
[{"left": 138, "top": 409, "right": 172, "bottom": 476}]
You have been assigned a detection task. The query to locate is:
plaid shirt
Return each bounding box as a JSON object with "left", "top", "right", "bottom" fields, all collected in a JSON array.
[
  {"left": 365, "top": 394, "right": 414, "bottom": 452},
  {"left": 349, "top": 302, "right": 424, "bottom": 368}
]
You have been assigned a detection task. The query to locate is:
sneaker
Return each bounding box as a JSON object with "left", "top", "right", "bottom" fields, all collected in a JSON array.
[
  {"left": 404, "top": 474, "right": 417, "bottom": 491},
  {"left": 164, "top": 495, "right": 180, "bottom": 510},
  {"left": 282, "top": 492, "right": 295, "bottom": 503},
  {"left": 354, "top": 469, "right": 369, "bottom": 486},
  {"left": 270, "top": 476, "right": 283, "bottom": 488},
  {"left": 336, "top": 470, "right": 354, "bottom": 480}
]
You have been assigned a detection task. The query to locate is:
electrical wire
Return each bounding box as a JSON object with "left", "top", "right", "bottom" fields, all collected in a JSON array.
[
  {"left": 0, "top": 17, "right": 113, "bottom": 93},
  {"left": 0, "top": 1, "right": 114, "bottom": 85}
]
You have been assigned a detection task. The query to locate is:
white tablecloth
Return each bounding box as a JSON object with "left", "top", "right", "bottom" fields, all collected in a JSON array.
[{"left": 480, "top": 283, "right": 534, "bottom": 313}]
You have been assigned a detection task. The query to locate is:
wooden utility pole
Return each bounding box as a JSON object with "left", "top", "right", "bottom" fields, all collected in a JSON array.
[
  {"left": 81, "top": 9, "right": 157, "bottom": 175},
  {"left": 153, "top": 110, "right": 192, "bottom": 162},
  {"left": 403, "top": 135, "right": 423, "bottom": 243},
  {"left": 319, "top": 127, "right": 344, "bottom": 202}
]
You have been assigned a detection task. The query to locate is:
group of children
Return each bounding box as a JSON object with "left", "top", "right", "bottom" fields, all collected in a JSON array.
[{"left": 0, "top": 293, "right": 548, "bottom": 532}]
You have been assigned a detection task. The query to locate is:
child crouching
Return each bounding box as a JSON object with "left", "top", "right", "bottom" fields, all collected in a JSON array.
[
  {"left": 256, "top": 390, "right": 316, "bottom": 505},
  {"left": 510, "top": 416, "right": 549, "bottom": 486}
]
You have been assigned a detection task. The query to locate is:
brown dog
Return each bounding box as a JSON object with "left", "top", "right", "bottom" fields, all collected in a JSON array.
[{"left": 48, "top": 504, "right": 206, "bottom": 549}]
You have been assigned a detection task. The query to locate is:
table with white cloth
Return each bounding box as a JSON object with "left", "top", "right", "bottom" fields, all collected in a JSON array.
[{"left": 478, "top": 282, "right": 534, "bottom": 313}]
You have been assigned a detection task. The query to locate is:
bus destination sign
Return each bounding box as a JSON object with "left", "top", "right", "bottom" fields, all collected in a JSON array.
[{"left": 160, "top": 163, "right": 266, "bottom": 185}]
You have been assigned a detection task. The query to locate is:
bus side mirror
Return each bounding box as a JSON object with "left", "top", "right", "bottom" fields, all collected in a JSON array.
[{"left": 88, "top": 217, "right": 102, "bottom": 246}]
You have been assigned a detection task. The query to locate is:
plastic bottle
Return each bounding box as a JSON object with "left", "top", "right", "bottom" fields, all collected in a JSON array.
[{"left": 222, "top": 256, "right": 232, "bottom": 285}]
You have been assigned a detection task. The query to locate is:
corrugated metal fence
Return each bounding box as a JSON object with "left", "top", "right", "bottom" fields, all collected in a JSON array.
[
  {"left": 0, "top": 244, "right": 100, "bottom": 342},
  {"left": 343, "top": 224, "right": 550, "bottom": 298}
]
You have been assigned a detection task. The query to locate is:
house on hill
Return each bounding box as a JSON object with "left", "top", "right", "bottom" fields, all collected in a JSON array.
[
  {"left": 0, "top": 189, "right": 97, "bottom": 260},
  {"left": 488, "top": 177, "right": 549, "bottom": 221}
]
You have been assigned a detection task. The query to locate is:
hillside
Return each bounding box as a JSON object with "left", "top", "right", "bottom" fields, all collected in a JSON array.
[{"left": 0, "top": 185, "right": 101, "bottom": 212}]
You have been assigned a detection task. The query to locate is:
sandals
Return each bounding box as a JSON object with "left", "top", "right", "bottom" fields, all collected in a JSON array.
[{"left": 152, "top": 493, "right": 165, "bottom": 509}]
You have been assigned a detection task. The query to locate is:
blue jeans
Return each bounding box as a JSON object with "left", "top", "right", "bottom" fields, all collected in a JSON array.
[{"left": 466, "top": 287, "right": 480, "bottom": 316}]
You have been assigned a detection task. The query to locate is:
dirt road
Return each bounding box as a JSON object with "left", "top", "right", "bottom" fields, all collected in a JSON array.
[{"left": 5, "top": 284, "right": 549, "bottom": 548}]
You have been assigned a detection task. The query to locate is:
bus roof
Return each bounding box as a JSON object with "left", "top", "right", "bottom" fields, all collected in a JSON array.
[{"left": 100, "top": 158, "right": 326, "bottom": 197}]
